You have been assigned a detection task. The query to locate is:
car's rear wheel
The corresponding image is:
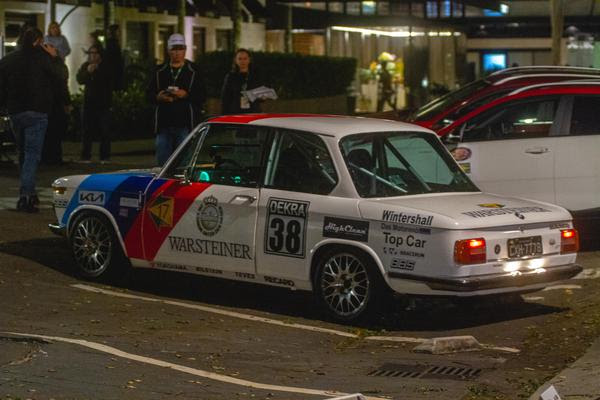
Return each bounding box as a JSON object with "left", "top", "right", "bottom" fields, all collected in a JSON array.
[
  {"left": 314, "top": 247, "right": 383, "bottom": 322},
  {"left": 69, "top": 211, "right": 125, "bottom": 280}
]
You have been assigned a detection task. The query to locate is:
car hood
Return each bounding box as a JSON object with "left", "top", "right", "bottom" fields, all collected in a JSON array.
[
  {"left": 53, "top": 170, "right": 156, "bottom": 189},
  {"left": 358, "top": 192, "right": 571, "bottom": 230}
]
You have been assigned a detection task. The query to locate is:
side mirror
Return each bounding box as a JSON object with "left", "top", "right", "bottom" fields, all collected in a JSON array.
[
  {"left": 444, "top": 132, "right": 461, "bottom": 144},
  {"left": 173, "top": 166, "right": 193, "bottom": 185}
]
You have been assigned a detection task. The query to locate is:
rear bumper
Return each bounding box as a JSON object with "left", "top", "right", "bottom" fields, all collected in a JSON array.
[
  {"left": 48, "top": 223, "right": 66, "bottom": 237},
  {"left": 388, "top": 263, "right": 582, "bottom": 293}
]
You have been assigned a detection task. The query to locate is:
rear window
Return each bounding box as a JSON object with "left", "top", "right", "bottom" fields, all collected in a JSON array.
[{"left": 413, "top": 79, "right": 490, "bottom": 122}]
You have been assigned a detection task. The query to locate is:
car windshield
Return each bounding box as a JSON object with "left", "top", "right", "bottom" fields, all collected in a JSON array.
[
  {"left": 340, "top": 131, "right": 479, "bottom": 198},
  {"left": 412, "top": 79, "right": 490, "bottom": 122}
]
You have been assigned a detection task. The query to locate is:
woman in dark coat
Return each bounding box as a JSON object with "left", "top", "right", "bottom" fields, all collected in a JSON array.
[{"left": 220, "top": 49, "right": 263, "bottom": 114}]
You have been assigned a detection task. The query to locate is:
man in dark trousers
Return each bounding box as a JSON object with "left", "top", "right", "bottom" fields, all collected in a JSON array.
[
  {"left": 77, "top": 43, "right": 112, "bottom": 163},
  {"left": 147, "top": 33, "right": 205, "bottom": 166},
  {"left": 0, "top": 27, "right": 64, "bottom": 212}
]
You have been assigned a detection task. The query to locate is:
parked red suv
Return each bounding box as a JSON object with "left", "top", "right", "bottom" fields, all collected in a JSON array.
[
  {"left": 411, "top": 67, "right": 600, "bottom": 130},
  {"left": 436, "top": 81, "right": 600, "bottom": 245}
]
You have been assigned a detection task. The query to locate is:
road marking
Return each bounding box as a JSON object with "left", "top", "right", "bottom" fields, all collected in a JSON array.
[
  {"left": 71, "top": 283, "right": 520, "bottom": 353},
  {"left": 2, "top": 332, "right": 385, "bottom": 400},
  {"left": 542, "top": 284, "right": 582, "bottom": 291},
  {"left": 574, "top": 268, "right": 600, "bottom": 280},
  {"left": 524, "top": 296, "right": 545, "bottom": 301}
]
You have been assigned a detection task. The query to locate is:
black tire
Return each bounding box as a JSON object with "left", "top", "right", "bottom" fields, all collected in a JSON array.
[
  {"left": 69, "top": 211, "right": 127, "bottom": 281},
  {"left": 314, "top": 246, "right": 384, "bottom": 323}
]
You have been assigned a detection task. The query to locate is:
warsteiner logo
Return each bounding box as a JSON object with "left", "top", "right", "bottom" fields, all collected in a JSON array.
[{"left": 196, "top": 196, "right": 223, "bottom": 236}]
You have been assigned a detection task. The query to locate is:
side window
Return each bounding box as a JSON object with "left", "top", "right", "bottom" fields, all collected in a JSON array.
[
  {"left": 193, "top": 125, "right": 269, "bottom": 187},
  {"left": 162, "top": 128, "right": 204, "bottom": 179},
  {"left": 264, "top": 130, "right": 338, "bottom": 195},
  {"left": 462, "top": 97, "right": 559, "bottom": 142},
  {"left": 570, "top": 96, "right": 600, "bottom": 136}
]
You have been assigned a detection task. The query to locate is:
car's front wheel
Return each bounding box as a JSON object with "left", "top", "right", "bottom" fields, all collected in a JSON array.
[
  {"left": 69, "top": 211, "right": 126, "bottom": 280},
  {"left": 314, "top": 247, "right": 383, "bottom": 322}
]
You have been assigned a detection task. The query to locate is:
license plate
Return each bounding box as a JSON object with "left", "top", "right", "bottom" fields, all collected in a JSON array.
[{"left": 507, "top": 236, "right": 543, "bottom": 258}]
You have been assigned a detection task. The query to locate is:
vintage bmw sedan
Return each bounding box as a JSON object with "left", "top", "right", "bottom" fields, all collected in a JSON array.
[{"left": 50, "top": 114, "right": 582, "bottom": 321}]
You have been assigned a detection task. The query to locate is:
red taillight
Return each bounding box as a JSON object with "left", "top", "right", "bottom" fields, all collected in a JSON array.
[
  {"left": 560, "top": 229, "right": 579, "bottom": 254},
  {"left": 454, "top": 238, "right": 487, "bottom": 265},
  {"left": 451, "top": 147, "right": 472, "bottom": 161}
]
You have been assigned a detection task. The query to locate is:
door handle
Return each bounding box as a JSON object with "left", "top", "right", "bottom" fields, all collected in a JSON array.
[
  {"left": 525, "top": 147, "right": 549, "bottom": 154},
  {"left": 230, "top": 195, "right": 257, "bottom": 204}
]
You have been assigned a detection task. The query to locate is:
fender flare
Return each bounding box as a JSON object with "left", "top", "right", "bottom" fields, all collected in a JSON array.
[
  {"left": 66, "top": 205, "right": 128, "bottom": 257},
  {"left": 308, "top": 239, "right": 387, "bottom": 289}
]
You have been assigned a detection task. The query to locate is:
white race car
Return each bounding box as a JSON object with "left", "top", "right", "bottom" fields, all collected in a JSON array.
[{"left": 50, "top": 114, "right": 581, "bottom": 321}]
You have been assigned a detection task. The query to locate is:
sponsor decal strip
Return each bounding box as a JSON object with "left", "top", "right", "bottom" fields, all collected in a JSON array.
[
  {"left": 323, "top": 217, "right": 369, "bottom": 242},
  {"left": 462, "top": 206, "right": 551, "bottom": 218},
  {"left": 124, "top": 180, "right": 212, "bottom": 261},
  {"left": 71, "top": 284, "right": 520, "bottom": 353},
  {"left": 2, "top": 332, "right": 382, "bottom": 399}
]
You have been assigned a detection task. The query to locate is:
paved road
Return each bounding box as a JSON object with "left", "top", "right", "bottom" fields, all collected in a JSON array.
[{"left": 1, "top": 156, "right": 600, "bottom": 400}]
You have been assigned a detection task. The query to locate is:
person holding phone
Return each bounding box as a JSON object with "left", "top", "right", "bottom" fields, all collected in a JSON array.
[
  {"left": 76, "top": 44, "right": 112, "bottom": 163},
  {"left": 147, "top": 33, "right": 205, "bottom": 166}
]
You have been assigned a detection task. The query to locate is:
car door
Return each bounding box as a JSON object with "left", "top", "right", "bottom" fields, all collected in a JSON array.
[
  {"left": 142, "top": 124, "right": 270, "bottom": 275},
  {"left": 451, "top": 96, "right": 561, "bottom": 204},
  {"left": 554, "top": 95, "right": 600, "bottom": 212},
  {"left": 255, "top": 128, "right": 359, "bottom": 285}
]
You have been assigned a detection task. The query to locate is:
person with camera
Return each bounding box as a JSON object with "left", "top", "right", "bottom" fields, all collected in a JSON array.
[
  {"left": 147, "top": 33, "right": 205, "bottom": 166},
  {"left": 77, "top": 43, "right": 113, "bottom": 163},
  {"left": 0, "top": 27, "right": 65, "bottom": 212}
]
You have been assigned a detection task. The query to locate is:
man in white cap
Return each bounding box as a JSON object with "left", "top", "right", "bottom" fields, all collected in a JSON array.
[{"left": 147, "top": 33, "right": 205, "bottom": 166}]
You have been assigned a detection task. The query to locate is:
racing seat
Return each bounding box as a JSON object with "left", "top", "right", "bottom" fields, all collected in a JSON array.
[
  {"left": 273, "top": 146, "right": 311, "bottom": 192},
  {"left": 347, "top": 148, "right": 374, "bottom": 196}
]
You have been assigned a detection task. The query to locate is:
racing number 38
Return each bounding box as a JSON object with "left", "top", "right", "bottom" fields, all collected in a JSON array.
[{"left": 265, "top": 198, "right": 310, "bottom": 258}]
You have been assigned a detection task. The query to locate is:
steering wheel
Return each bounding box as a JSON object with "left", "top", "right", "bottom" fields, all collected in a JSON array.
[{"left": 216, "top": 158, "right": 243, "bottom": 169}]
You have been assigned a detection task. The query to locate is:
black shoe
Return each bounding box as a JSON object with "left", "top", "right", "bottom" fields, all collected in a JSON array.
[{"left": 16, "top": 196, "right": 39, "bottom": 213}]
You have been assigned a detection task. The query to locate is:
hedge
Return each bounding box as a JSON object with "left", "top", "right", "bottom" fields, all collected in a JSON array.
[{"left": 196, "top": 51, "right": 357, "bottom": 99}]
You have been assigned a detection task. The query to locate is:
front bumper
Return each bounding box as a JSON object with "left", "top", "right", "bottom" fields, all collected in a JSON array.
[
  {"left": 388, "top": 263, "right": 582, "bottom": 293},
  {"left": 48, "top": 223, "right": 66, "bottom": 237}
]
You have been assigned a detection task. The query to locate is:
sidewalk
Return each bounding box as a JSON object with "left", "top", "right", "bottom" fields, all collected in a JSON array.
[{"left": 530, "top": 337, "right": 600, "bottom": 400}]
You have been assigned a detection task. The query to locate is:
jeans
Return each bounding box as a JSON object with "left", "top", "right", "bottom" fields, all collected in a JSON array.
[
  {"left": 11, "top": 111, "right": 48, "bottom": 196},
  {"left": 156, "top": 127, "right": 189, "bottom": 166},
  {"left": 81, "top": 108, "right": 110, "bottom": 161}
]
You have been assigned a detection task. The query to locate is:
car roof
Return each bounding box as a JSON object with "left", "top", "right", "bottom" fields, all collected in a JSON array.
[
  {"left": 489, "top": 65, "right": 600, "bottom": 78},
  {"left": 438, "top": 84, "right": 600, "bottom": 136},
  {"left": 508, "top": 80, "right": 600, "bottom": 95},
  {"left": 208, "top": 114, "right": 434, "bottom": 138}
]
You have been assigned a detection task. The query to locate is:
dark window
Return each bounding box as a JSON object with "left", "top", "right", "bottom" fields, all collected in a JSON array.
[
  {"left": 158, "top": 24, "right": 175, "bottom": 64},
  {"left": 125, "top": 21, "right": 151, "bottom": 62},
  {"left": 216, "top": 29, "right": 232, "bottom": 51},
  {"left": 462, "top": 97, "right": 559, "bottom": 142},
  {"left": 192, "top": 27, "right": 206, "bottom": 60},
  {"left": 265, "top": 130, "right": 338, "bottom": 195},
  {"left": 570, "top": 96, "right": 600, "bottom": 136},
  {"left": 193, "top": 125, "right": 269, "bottom": 187}
]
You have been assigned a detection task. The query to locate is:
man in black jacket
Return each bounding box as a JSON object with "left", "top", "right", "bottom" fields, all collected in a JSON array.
[
  {"left": 147, "top": 33, "right": 205, "bottom": 166},
  {"left": 77, "top": 43, "right": 113, "bottom": 162},
  {"left": 0, "top": 27, "right": 64, "bottom": 212}
]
